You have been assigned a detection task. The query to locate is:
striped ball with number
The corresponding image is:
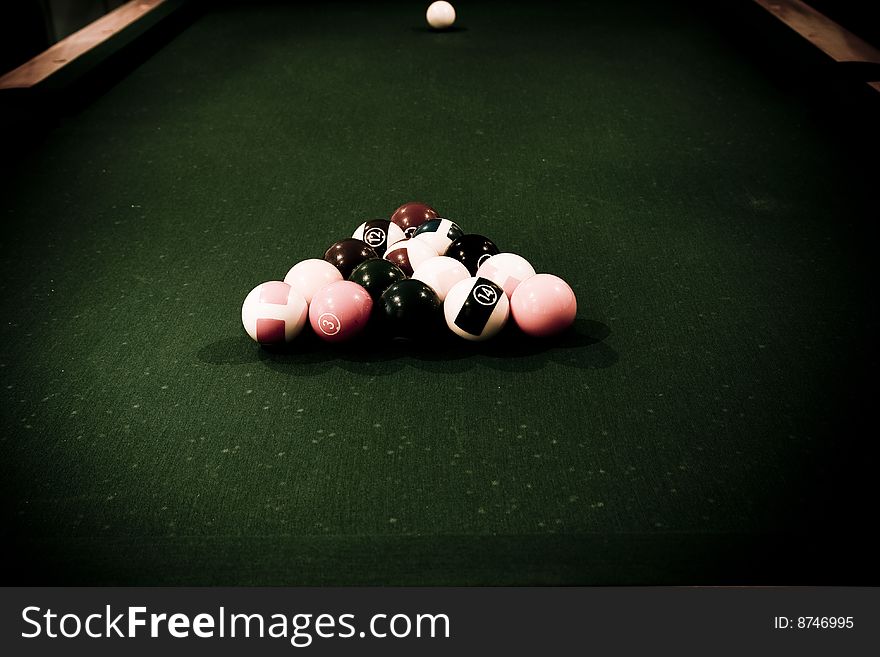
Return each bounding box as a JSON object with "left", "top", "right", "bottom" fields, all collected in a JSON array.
[
  {"left": 352, "top": 219, "right": 405, "bottom": 256},
  {"left": 443, "top": 277, "right": 510, "bottom": 341},
  {"left": 413, "top": 218, "right": 463, "bottom": 255}
]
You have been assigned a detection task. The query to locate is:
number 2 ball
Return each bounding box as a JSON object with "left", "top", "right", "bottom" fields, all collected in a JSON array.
[{"left": 443, "top": 277, "right": 510, "bottom": 341}]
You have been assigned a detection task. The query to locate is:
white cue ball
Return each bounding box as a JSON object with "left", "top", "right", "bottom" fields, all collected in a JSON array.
[
  {"left": 426, "top": 1, "right": 456, "bottom": 30},
  {"left": 412, "top": 255, "right": 470, "bottom": 302},
  {"left": 475, "top": 253, "right": 537, "bottom": 299},
  {"left": 283, "top": 258, "right": 343, "bottom": 304}
]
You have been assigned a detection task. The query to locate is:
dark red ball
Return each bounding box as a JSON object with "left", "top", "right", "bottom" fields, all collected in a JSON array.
[
  {"left": 390, "top": 202, "right": 439, "bottom": 238},
  {"left": 323, "top": 238, "right": 378, "bottom": 279}
]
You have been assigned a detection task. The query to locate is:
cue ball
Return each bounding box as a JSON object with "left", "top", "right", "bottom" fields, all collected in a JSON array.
[
  {"left": 476, "top": 252, "right": 537, "bottom": 298},
  {"left": 443, "top": 277, "right": 509, "bottom": 341},
  {"left": 323, "top": 238, "right": 378, "bottom": 279},
  {"left": 241, "top": 281, "right": 308, "bottom": 345},
  {"left": 390, "top": 202, "right": 439, "bottom": 238},
  {"left": 411, "top": 255, "right": 470, "bottom": 302},
  {"left": 283, "top": 258, "right": 343, "bottom": 303},
  {"left": 413, "top": 218, "right": 463, "bottom": 255},
  {"left": 352, "top": 219, "right": 406, "bottom": 257},
  {"left": 308, "top": 280, "right": 373, "bottom": 342},
  {"left": 510, "top": 274, "right": 577, "bottom": 337},
  {"left": 426, "top": 1, "right": 456, "bottom": 29},
  {"left": 383, "top": 238, "right": 438, "bottom": 276}
]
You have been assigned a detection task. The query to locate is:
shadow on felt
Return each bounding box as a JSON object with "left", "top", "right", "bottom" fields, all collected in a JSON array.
[{"left": 197, "top": 318, "right": 618, "bottom": 376}]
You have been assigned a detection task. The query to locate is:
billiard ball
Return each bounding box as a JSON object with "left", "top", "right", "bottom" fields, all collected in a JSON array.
[
  {"left": 323, "top": 238, "right": 378, "bottom": 279},
  {"left": 411, "top": 255, "right": 470, "bottom": 302},
  {"left": 426, "top": 1, "right": 456, "bottom": 29},
  {"left": 510, "top": 274, "right": 577, "bottom": 337},
  {"left": 445, "top": 234, "right": 500, "bottom": 275},
  {"left": 308, "top": 280, "right": 373, "bottom": 343},
  {"left": 352, "top": 219, "right": 406, "bottom": 257},
  {"left": 379, "top": 279, "right": 442, "bottom": 339},
  {"left": 413, "top": 218, "right": 463, "bottom": 255},
  {"left": 475, "top": 252, "right": 536, "bottom": 298},
  {"left": 283, "top": 258, "right": 343, "bottom": 303},
  {"left": 241, "top": 281, "right": 308, "bottom": 345},
  {"left": 383, "top": 238, "right": 438, "bottom": 276},
  {"left": 443, "top": 277, "right": 509, "bottom": 341},
  {"left": 348, "top": 258, "right": 407, "bottom": 304},
  {"left": 390, "top": 202, "right": 439, "bottom": 238}
]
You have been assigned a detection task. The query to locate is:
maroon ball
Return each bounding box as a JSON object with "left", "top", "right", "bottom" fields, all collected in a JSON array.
[
  {"left": 390, "top": 202, "right": 439, "bottom": 238},
  {"left": 323, "top": 238, "right": 378, "bottom": 279}
]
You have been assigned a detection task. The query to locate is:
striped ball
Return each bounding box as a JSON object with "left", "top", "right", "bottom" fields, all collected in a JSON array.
[
  {"left": 443, "top": 277, "right": 510, "bottom": 341},
  {"left": 383, "top": 238, "right": 438, "bottom": 276},
  {"left": 352, "top": 219, "right": 406, "bottom": 256},
  {"left": 413, "top": 218, "right": 463, "bottom": 255},
  {"left": 241, "top": 281, "right": 308, "bottom": 345}
]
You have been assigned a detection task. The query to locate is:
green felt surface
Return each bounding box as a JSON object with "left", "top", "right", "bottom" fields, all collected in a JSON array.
[{"left": 1, "top": 0, "right": 876, "bottom": 584}]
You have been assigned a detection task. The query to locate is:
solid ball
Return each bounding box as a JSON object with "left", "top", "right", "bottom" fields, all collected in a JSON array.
[
  {"left": 379, "top": 279, "right": 442, "bottom": 340},
  {"left": 413, "top": 218, "right": 463, "bottom": 255},
  {"left": 510, "top": 274, "right": 577, "bottom": 337},
  {"left": 323, "top": 238, "right": 378, "bottom": 279},
  {"left": 426, "top": 1, "right": 456, "bottom": 29},
  {"left": 445, "top": 234, "right": 500, "bottom": 275},
  {"left": 443, "top": 277, "right": 509, "bottom": 341},
  {"left": 390, "top": 202, "right": 439, "bottom": 238},
  {"left": 348, "top": 258, "right": 407, "bottom": 304},
  {"left": 476, "top": 252, "right": 537, "bottom": 298},
  {"left": 308, "top": 280, "right": 373, "bottom": 343},
  {"left": 283, "top": 258, "right": 343, "bottom": 304},
  {"left": 352, "top": 219, "right": 406, "bottom": 257},
  {"left": 383, "top": 238, "right": 438, "bottom": 276},
  {"left": 241, "top": 281, "right": 308, "bottom": 345},
  {"left": 411, "top": 255, "right": 470, "bottom": 302}
]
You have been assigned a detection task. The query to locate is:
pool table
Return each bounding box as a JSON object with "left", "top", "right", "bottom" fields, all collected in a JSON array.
[{"left": 1, "top": 0, "right": 877, "bottom": 585}]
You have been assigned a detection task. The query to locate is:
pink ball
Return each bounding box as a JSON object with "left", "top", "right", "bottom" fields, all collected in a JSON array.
[
  {"left": 308, "top": 280, "right": 373, "bottom": 342},
  {"left": 510, "top": 274, "right": 577, "bottom": 337},
  {"left": 283, "top": 258, "right": 342, "bottom": 303}
]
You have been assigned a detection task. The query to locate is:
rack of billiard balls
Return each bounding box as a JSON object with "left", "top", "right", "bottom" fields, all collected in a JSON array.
[{"left": 241, "top": 202, "right": 577, "bottom": 346}]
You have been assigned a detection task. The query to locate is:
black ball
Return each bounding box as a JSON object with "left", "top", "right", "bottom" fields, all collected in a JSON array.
[
  {"left": 445, "top": 234, "right": 500, "bottom": 275},
  {"left": 323, "top": 238, "right": 378, "bottom": 279},
  {"left": 379, "top": 279, "right": 442, "bottom": 340},
  {"left": 348, "top": 258, "right": 406, "bottom": 304}
]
